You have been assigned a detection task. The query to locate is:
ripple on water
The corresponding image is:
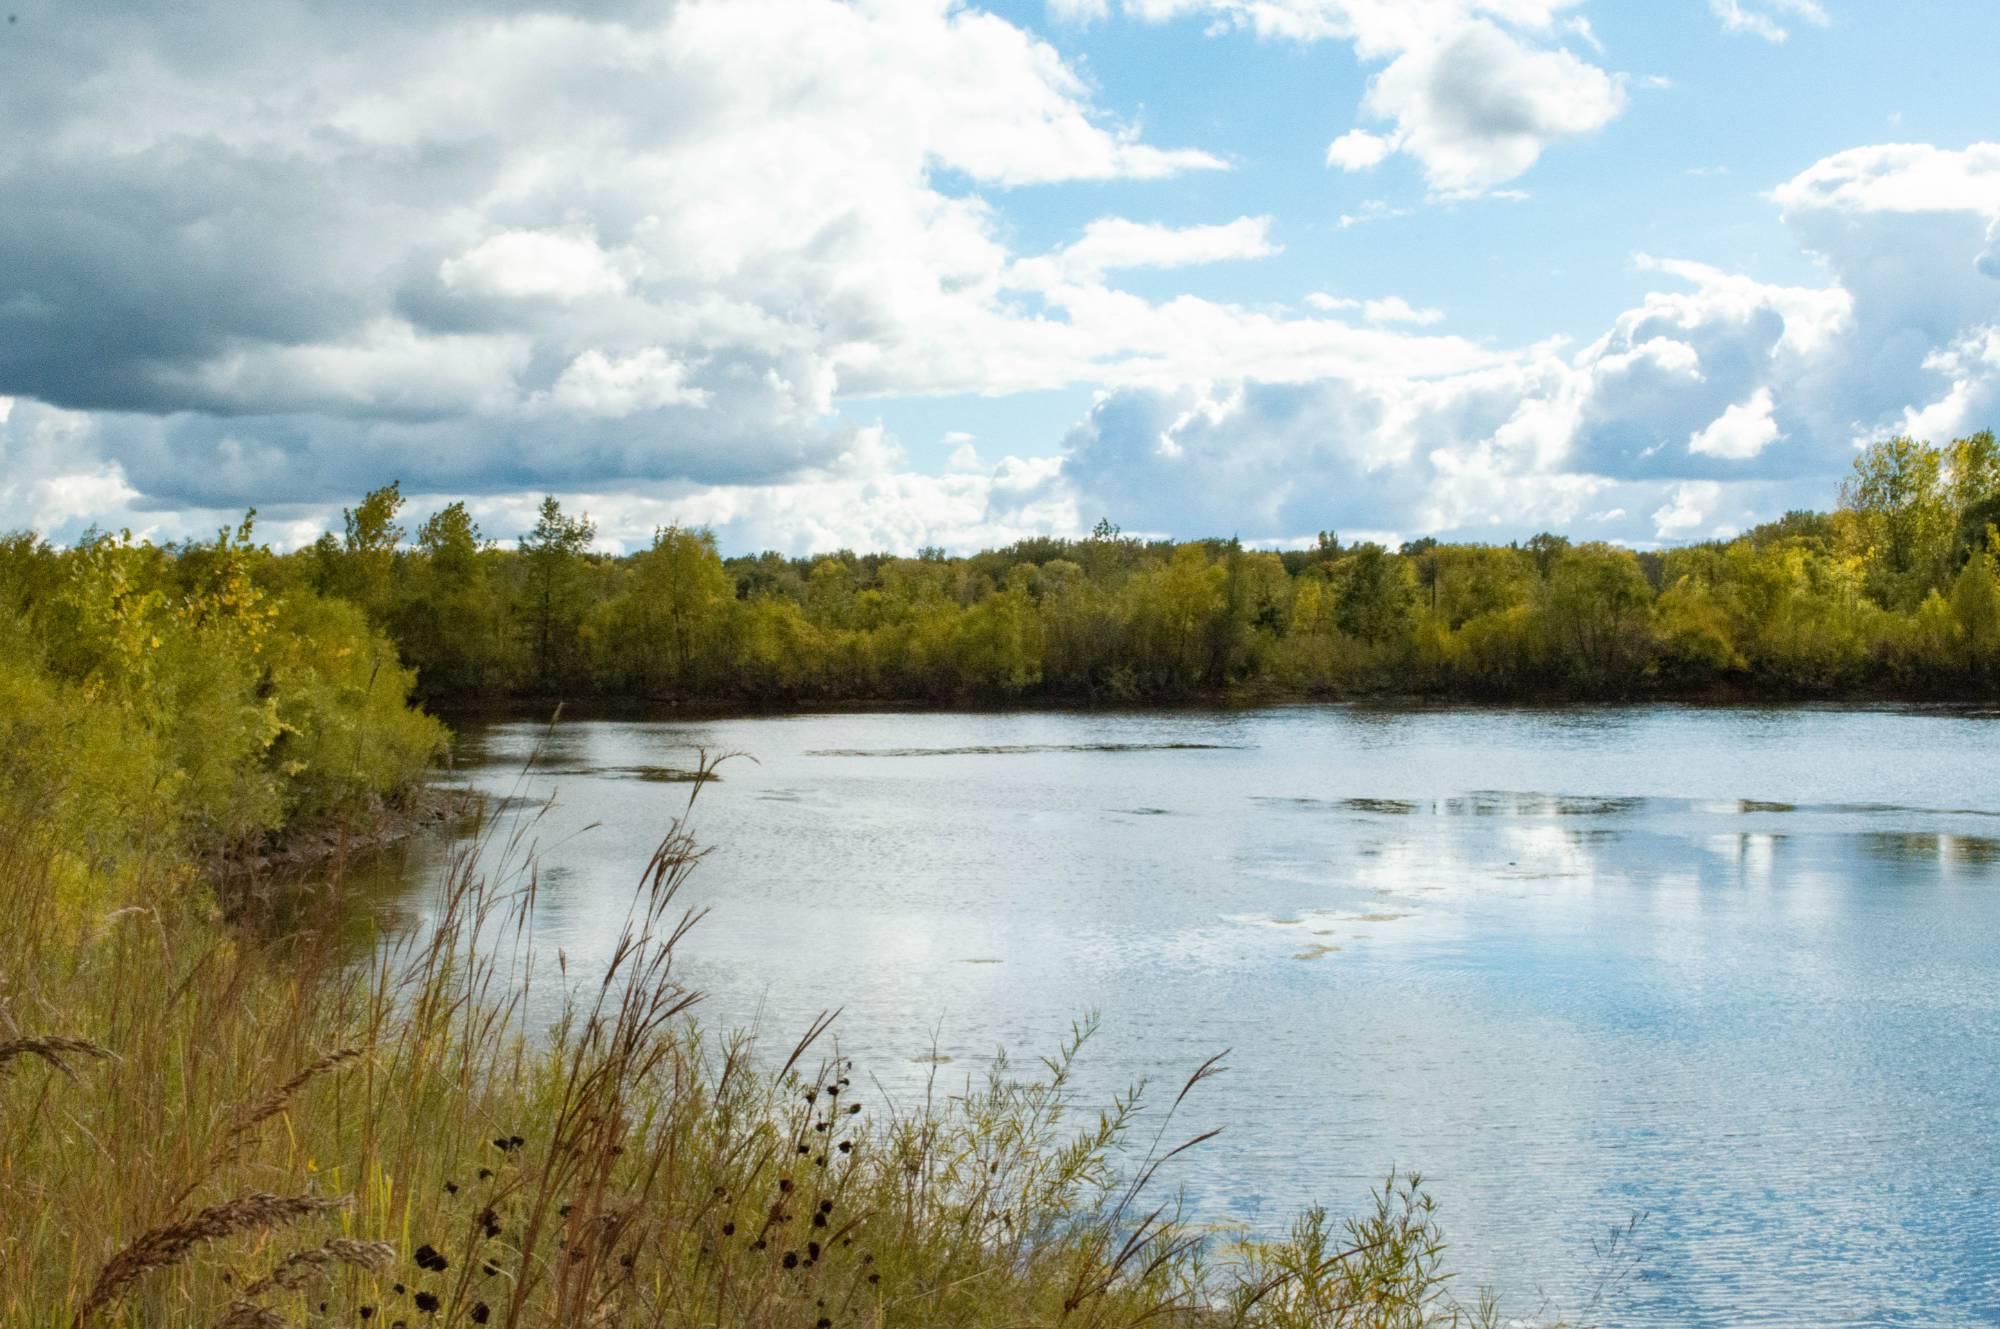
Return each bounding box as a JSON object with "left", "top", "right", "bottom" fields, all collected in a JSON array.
[{"left": 424, "top": 706, "right": 2000, "bottom": 1327}]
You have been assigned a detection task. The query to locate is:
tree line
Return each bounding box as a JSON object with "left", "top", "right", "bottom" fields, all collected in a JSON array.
[{"left": 11, "top": 430, "right": 2000, "bottom": 714}]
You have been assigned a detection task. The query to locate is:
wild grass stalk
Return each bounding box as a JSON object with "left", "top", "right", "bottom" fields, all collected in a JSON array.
[{"left": 1, "top": 756, "right": 1524, "bottom": 1328}]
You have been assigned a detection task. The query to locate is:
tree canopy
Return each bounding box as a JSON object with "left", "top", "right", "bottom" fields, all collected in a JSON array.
[{"left": 9, "top": 431, "right": 2000, "bottom": 709}]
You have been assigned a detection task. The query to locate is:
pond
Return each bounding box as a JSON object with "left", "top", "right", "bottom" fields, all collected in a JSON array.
[{"left": 382, "top": 703, "right": 2000, "bottom": 1326}]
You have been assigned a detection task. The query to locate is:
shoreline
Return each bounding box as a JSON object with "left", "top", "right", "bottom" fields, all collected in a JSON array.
[
  {"left": 416, "top": 687, "right": 2000, "bottom": 727},
  {"left": 205, "top": 784, "right": 480, "bottom": 888}
]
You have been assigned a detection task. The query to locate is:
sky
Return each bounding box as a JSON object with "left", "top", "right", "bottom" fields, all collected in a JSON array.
[{"left": 2, "top": 0, "right": 1998, "bottom": 556}]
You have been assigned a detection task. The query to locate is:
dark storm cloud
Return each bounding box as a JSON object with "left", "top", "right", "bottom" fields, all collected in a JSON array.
[{"left": 0, "top": 0, "right": 856, "bottom": 504}]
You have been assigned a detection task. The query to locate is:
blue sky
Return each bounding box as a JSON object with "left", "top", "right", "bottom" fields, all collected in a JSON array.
[{"left": 2, "top": 0, "right": 1997, "bottom": 554}]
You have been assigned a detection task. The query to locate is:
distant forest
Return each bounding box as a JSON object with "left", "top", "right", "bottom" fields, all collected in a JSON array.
[{"left": 9, "top": 431, "right": 2000, "bottom": 707}]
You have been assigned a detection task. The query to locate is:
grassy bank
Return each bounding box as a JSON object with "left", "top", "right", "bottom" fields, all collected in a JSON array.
[
  {"left": 1, "top": 778, "right": 1512, "bottom": 1328},
  {"left": 0, "top": 520, "right": 1529, "bottom": 1327}
]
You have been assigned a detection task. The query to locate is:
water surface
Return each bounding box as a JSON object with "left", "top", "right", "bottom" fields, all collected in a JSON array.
[{"left": 390, "top": 704, "right": 2000, "bottom": 1326}]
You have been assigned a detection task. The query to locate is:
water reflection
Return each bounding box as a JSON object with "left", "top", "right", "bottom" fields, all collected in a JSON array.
[{"left": 387, "top": 703, "right": 2000, "bottom": 1326}]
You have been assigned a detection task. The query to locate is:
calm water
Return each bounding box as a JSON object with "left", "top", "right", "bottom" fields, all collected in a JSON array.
[{"left": 388, "top": 704, "right": 2000, "bottom": 1326}]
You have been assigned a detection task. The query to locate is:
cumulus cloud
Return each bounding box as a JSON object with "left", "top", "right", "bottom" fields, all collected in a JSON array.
[
  {"left": 18, "top": 138, "right": 2000, "bottom": 555},
  {"left": 0, "top": 399, "right": 143, "bottom": 543},
  {"left": 1348, "top": 17, "right": 1627, "bottom": 197},
  {"left": 1771, "top": 142, "right": 2000, "bottom": 214},
  {"left": 1652, "top": 481, "right": 1723, "bottom": 536},
  {"left": 0, "top": 0, "right": 1224, "bottom": 509},
  {"left": 439, "top": 230, "right": 631, "bottom": 302},
  {"left": 1689, "top": 388, "right": 1785, "bottom": 459},
  {"left": 544, "top": 349, "right": 710, "bottom": 418},
  {"left": 1123, "top": 0, "right": 1623, "bottom": 196},
  {"left": 1326, "top": 129, "right": 1396, "bottom": 171},
  {"left": 1053, "top": 141, "right": 2000, "bottom": 548}
]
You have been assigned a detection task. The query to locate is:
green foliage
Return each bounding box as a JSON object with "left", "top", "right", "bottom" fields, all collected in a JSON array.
[
  {"left": 1231, "top": 1171, "right": 1495, "bottom": 1328},
  {"left": 394, "top": 501, "right": 509, "bottom": 694},
  {"left": 1841, "top": 435, "right": 1956, "bottom": 609},
  {"left": 257, "top": 433, "right": 1999, "bottom": 704},
  {"left": 0, "top": 513, "right": 445, "bottom": 886},
  {"left": 1536, "top": 544, "right": 1656, "bottom": 690},
  {"left": 16, "top": 430, "right": 2000, "bottom": 735},
  {"left": 602, "top": 525, "right": 737, "bottom": 696},
  {"left": 1949, "top": 548, "right": 2000, "bottom": 676},
  {"left": 1330, "top": 544, "right": 1415, "bottom": 646},
  {"left": 520, "top": 496, "right": 599, "bottom": 689}
]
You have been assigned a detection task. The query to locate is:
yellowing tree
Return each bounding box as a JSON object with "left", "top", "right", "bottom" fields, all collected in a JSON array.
[{"left": 1841, "top": 436, "right": 1954, "bottom": 608}]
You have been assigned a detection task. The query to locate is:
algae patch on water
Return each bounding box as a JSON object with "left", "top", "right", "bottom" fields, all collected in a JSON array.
[
  {"left": 537, "top": 765, "right": 717, "bottom": 783},
  {"left": 628, "top": 766, "right": 714, "bottom": 783}
]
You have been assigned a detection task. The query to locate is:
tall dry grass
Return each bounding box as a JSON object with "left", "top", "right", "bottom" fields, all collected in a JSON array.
[{"left": 1, "top": 759, "right": 1514, "bottom": 1328}]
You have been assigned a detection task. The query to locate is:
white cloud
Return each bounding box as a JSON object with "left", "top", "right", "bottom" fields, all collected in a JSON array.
[
  {"left": 1050, "top": 140, "right": 2000, "bottom": 548},
  {"left": 1303, "top": 293, "right": 1445, "bottom": 325},
  {"left": 1326, "top": 129, "right": 1396, "bottom": 171},
  {"left": 1653, "top": 481, "right": 1721, "bottom": 536},
  {"left": 1710, "top": 0, "right": 1829, "bottom": 44},
  {"left": 30, "top": 129, "right": 1998, "bottom": 554},
  {"left": 1337, "top": 199, "right": 1416, "bottom": 229},
  {"left": 1356, "top": 18, "right": 1626, "bottom": 197},
  {"left": 545, "top": 349, "right": 710, "bottom": 418},
  {"left": 439, "top": 229, "right": 629, "bottom": 302},
  {"left": 1365, "top": 297, "right": 1447, "bottom": 326},
  {"left": 1898, "top": 328, "right": 2000, "bottom": 444},
  {"left": 1771, "top": 142, "right": 2000, "bottom": 216},
  {"left": 487, "top": 434, "right": 1076, "bottom": 557},
  {"left": 1123, "top": 1, "right": 1623, "bottom": 196},
  {"left": 1689, "top": 387, "right": 1784, "bottom": 458},
  {"left": 1026, "top": 215, "right": 1281, "bottom": 283},
  {"left": 457, "top": 134, "right": 2000, "bottom": 550},
  {"left": 1626, "top": 255, "right": 1853, "bottom": 358},
  {"left": 0, "top": 399, "right": 143, "bottom": 542},
  {"left": 0, "top": 0, "right": 1226, "bottom": 509}
]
